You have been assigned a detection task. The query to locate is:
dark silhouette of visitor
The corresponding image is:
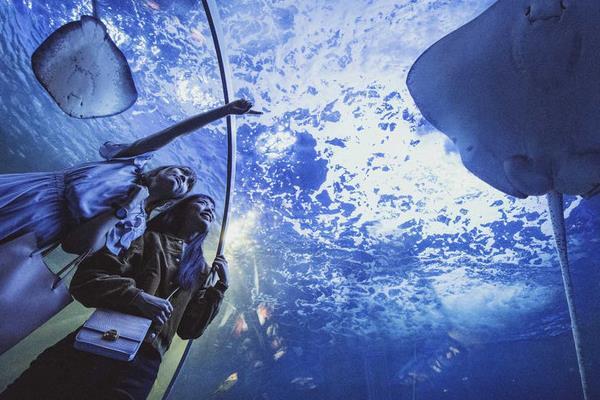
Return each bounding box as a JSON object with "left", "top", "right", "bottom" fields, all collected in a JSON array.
[{"left": 0, "top": 194, "right": 229, "bottom": 400}]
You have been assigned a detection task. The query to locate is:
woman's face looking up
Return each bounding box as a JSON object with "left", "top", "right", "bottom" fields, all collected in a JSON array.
[
  {"left": 150, "top": 167, "right": 194, "bottom": 198},
  {"left": 185, "top": 197, "right": 215, "bottom": 235}
]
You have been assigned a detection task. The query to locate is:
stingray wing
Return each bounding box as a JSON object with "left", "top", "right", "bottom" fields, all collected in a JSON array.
[
  {"left": 407, "top": 0, "right": 600, "bottom": 197},
  {"left": 407, "top": 1, "right": 532, "bottom": 197},
  {"left": 31, "top": 15, "right": 137, "bottom": 119}
]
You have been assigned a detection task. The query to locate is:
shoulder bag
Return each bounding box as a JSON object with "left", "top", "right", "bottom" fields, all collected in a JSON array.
[{"left": 74, "top": 288, "right": 181, "bottom": 362}]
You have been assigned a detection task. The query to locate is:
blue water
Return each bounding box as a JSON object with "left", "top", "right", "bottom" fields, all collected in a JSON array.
[{"left": 1, "top": 0, "right": 600, "bottom": 399}]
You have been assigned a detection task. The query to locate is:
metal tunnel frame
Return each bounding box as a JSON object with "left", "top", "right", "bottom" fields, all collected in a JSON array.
[{"left": 162, "top": 0, "right": 236, "bottom": 397}]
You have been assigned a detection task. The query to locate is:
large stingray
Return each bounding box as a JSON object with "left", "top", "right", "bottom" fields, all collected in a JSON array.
[
  {"left": 31, "top": 2, "right": 137, "bottom": 119},
  {"left": 407, "top": 1, "right": 600, "bottom": 398}
]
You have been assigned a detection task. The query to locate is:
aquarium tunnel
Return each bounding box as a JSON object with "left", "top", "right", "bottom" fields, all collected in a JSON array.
[{"left": 1, "top": 0, "right": 600, "bottom": 399}]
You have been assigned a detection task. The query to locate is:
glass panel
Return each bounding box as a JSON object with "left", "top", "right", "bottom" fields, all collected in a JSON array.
[
  {"left": 1, "top": 1, "right": 599, "bottom": 399},
  {"left": 0, "top": 0, "right": 223, "bottom": 396}
]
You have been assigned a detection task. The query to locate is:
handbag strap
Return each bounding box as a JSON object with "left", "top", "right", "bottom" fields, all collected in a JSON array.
[
  {"left": 164, "top": 266, "right": 218, "bottom": 301},
  {"left": 51, "top": 249, "right": 92, "bottom": 289},
  {"left": 166, "top": 287, "right": 180, "bottom": 301},
  {"left": 26, "top": 238, "right": 91, "bottom": 290},
  {"left": 30, "top": 241, "right": 60, "bottom": 258}
]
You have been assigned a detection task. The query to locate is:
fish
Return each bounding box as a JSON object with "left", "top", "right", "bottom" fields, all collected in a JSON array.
[
  {"left": 233, "top": 313, "right": 248, "bottom": 337},
  {"left": 214, "top": 372, "right": 238, "bottom": 393},
  {"left": 396, "top": 340, "right": 465, "bottom": 386},
  {"left": 406, "top": 1, "right": 599, "bottom": 398},
  {"left": 31, "top": 15, "right": 137, "bottom": 118},
  {"left": 291, "top": 376, "right": 317, "bottom": 390}
]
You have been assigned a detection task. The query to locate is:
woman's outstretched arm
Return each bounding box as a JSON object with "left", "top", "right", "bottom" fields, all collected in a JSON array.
[{"left": 113, "top": 99, "right": 253, "bottom": 158}]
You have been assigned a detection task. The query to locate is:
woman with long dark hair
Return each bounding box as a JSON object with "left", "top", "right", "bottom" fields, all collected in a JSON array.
[
  {"left": 146, "top": 194, "right": 217, "bottom": 290},
  {"left": 0, "top": 193, "right": 229, "bottom": 400}
]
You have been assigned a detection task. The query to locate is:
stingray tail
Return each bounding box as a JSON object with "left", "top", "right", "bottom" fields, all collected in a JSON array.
[
  {"left": 547, "top": 191, "right": 589, "bottom": 400},
  {"left": 91, "top": 0, "right": 100, "bottom": 19}
]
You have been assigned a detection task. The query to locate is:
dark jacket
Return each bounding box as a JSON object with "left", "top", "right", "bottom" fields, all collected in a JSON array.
[{"left": 70, "top": 230, "right": 225, "bottom": 356}]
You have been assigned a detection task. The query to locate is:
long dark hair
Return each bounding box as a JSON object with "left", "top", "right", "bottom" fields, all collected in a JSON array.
[{"left": 147, "top": 194, "right": 215, "bottom": 289}]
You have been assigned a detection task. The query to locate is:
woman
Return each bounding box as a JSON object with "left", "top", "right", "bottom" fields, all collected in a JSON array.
[
  {"left": 0, "top": 99, "right": 253, "bottom": 255},
  {"left": 0, "top": 194, "right": 229, "bottom": 400}
]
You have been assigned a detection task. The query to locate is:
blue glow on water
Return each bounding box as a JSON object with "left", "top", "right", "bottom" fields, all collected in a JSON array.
[{"left": 1, "top": 0, "right": 600, "bottom": 399}]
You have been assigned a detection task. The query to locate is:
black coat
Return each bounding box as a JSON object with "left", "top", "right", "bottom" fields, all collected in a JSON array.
[{"left": 70, "top": 229, "right": 225, "bottom": 355}]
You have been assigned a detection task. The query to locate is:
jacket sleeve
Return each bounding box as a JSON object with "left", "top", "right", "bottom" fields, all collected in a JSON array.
[
  {"left": 69, "top": 238, "right": 144, "bottom": 312},
  {"left": 177, "top": 285, "right": 226, "bottom": 340}
]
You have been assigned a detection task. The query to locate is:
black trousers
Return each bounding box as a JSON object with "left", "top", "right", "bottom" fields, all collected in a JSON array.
[{"left": 0, "top": 332, "right": 162, "bottom": 400}]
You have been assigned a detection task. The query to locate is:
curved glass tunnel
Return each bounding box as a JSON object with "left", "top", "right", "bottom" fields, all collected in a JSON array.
[{"left": 1, "top": 1, "right": 600, "bottom": 399}]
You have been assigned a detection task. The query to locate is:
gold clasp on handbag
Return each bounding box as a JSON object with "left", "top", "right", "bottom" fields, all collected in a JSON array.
[{"left": 102, "top": 329, "right": 119, "bottom": 341}]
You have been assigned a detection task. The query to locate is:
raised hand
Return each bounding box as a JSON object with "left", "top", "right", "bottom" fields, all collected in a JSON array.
[
  {"left": 112, "top": 99, "right": 262, "bottom": 159},
  {"left": 132, "top": 292, "right": 173, "bottom": 326},
  {"left": 212, "top": 255, "right": 229, "bottom": 286},
  {"left": 225, "top": 99, "right": 254, "bottom": 115}
]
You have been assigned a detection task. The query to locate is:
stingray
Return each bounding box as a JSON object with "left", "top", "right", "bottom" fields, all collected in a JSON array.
[
  {"left": 407, "top": 1, "right": 600, "bottom": 398},
  {"left": 31, "top": 1, "right": 137, "bottom": 118}
]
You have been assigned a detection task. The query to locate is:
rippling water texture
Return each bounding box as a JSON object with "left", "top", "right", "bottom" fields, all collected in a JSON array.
[{"left": 1, "top": 1, "right": 600, "bottom": 399}]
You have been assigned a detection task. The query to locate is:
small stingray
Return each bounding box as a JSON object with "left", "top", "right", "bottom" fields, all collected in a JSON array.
[
  {"left": 407, "top": 1, "right": 599, "bottom": 398},
  {"left": 31, "top": 15, "right": 137, "bottom": 118}
]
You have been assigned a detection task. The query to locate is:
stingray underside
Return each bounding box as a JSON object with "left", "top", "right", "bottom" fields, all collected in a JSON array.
[
  {"left": 31, "top": 15, "right": 137, "bottom": 119},
  {"left": 407, "top": 0, "right": 600, "bottom": 198}
]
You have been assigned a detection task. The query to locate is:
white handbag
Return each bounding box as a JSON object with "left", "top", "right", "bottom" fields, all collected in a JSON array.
[
  {"left": 74, "top": 288, "right": 180, "bottom": 362},
  {"left": 74, "top": 309, "right": 152, "bottom": 362}
]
